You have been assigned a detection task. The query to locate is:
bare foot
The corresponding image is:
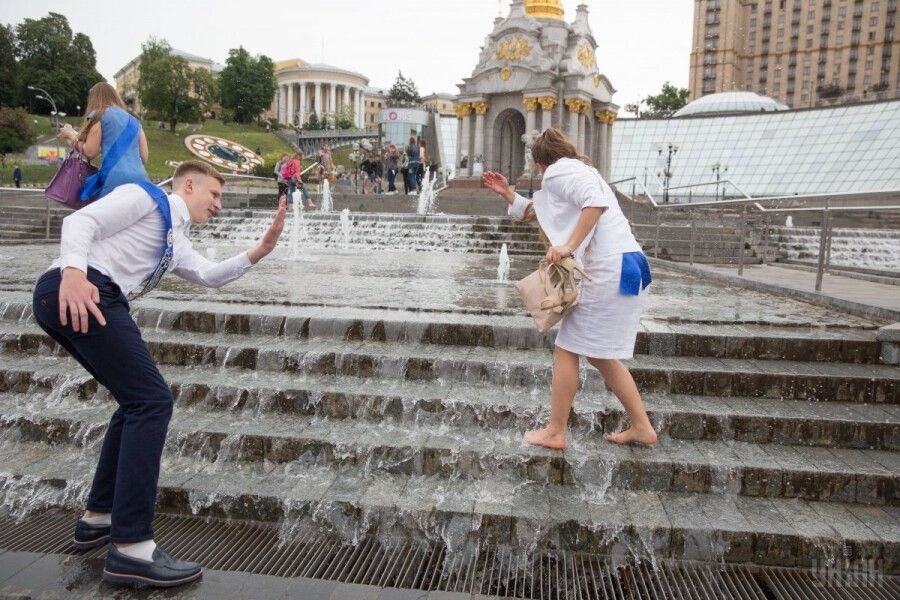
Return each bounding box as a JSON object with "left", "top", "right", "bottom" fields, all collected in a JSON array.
[
  {"left": 523, "top": 427, "right": 567, "bottom": 450},
  {"left": 605, "top": 426, "right": 658, "bottom": 446}
]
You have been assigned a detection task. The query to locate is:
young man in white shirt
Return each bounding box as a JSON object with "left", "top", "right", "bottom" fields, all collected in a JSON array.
[{"left": 32, "top": 160, "right": 286, "bottom": 588}]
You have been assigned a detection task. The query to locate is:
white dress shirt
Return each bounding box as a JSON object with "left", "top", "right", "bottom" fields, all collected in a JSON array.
[
  {"left": 508, "top": 157, "right": 641, "bottom": 262},
  {"left": 50, "top": 183, "right": 252, "bottom": 297}
]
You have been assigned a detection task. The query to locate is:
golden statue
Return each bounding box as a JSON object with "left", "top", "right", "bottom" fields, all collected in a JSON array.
[{"left": 525, "top": 0, "right": 565, "bottom": 20}]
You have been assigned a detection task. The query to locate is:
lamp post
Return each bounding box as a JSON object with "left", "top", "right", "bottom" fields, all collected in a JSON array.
[
  {"left": 27, "top": 85, "right": 62, "bottom": 240},
  {"left": 711, "top": 161, "right": 728, "bottom": 202},
  {"left": 657, "top": 142, "right": 678, "bottom": 203}
]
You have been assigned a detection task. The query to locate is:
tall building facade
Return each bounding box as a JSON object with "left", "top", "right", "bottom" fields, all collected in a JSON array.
[{"left": 690, "top": 0, "right": 899, "bottom": 108}]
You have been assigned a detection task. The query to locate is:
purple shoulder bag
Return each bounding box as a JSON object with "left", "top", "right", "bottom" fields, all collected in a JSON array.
[{"left": 44, "top": 149, "right": 99, "bottom": 210}]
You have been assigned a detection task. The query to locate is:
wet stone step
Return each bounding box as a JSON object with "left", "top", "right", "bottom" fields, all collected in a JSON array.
[
  {"left": 1, "top": 323, "right": 896, "bottom": 403},
  {"left": 1, "top": 354, "right": 897, "bottom": 450},
  {"left": 1, "top": 394, "right": 895, "bottom": 506},
  {"left": 1, "top": 441, "right": 895, "bottom": 573},
  {"left": 0, "top": 301, "right": 884, "bottom": 363}
]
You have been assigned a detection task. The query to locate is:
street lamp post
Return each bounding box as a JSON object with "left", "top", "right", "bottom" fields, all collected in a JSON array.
[
  {"left": 657, "top": 143, "right": 678, "bottom": 203},
  {"left": 711, "top": 161, "right": 728, "bottom": 202},
  {"left": 27, "top": 85, "right": 65, "bottom": 240}
]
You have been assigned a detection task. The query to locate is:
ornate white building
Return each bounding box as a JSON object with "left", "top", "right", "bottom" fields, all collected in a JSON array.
[
  {"left": 456, "top": 0, "right": 618, "bottom": 181},
  {"left": 271, "top": 59, "right": 369, "bottom": 128}
]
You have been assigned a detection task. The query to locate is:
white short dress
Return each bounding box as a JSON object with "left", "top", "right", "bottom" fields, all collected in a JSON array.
[{"left": 509, "top": 158, "right": 649, "bottom": 359}]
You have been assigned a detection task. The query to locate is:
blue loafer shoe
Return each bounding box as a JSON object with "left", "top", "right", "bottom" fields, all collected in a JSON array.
[
  {"left": 102, "top": 545, "right": 202, "bottom": 588},
  {"left": 72, "top": 520, "right": 111, "bottom": 550}
]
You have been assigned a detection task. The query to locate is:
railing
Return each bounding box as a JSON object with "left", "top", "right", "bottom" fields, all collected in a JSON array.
[{"left": 611, "top": 175, "right": 900, "bottom": 291}]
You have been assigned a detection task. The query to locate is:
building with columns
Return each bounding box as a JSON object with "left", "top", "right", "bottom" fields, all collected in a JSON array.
[
  {"left": 271, "top": 59, "right": 369, "bottom": 128},
  {"left": 455, "top": 0, "right": 619, "bottom": 182}
]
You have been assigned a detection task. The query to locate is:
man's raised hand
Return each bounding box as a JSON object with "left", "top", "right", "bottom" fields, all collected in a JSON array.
[{"left": 248, "top": 195, "right": 287, "bottom": 264}]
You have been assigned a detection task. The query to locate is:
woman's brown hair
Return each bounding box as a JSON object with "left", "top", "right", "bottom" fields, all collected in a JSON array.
[
  {"left": 531, "top": 127, "right": 592, "bottom": 167},
  {"left": 78, "top": 82, "right": 127, "bottom": 142}
]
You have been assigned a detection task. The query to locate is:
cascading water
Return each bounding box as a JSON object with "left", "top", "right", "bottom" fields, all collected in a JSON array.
[
  {"left": 289, "top": 192, "right": 308, "bottom": 260},
  {"left": 339, "top": 209, "right": 353, "bottom": 251},
  {"left": 497, "top": 243, "right": 510, "bottom": 282},
  {"left": 320, "top": 179, "right": 333, "bottom": 213}
]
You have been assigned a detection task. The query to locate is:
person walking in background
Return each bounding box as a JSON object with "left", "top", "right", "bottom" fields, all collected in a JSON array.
[
  {"left": 399, "top": 148, "right": 410, "bottom": 195},
  {"left": 482, "top": 128, "right": 657, "bottom": 449},
  {"left": 274, "top": 154, "right": 288, "bottom": 201},
  {"left": 58, "top": 82, "right": 149, "bottom": 200},
  {"left": 280, "top": 152, "right": 302, "bottom": 202},
  {"left": 31, "top": 161, "right": 287, "bottom": 587},
  {"left": 405, "top": 136, "right": 421, "bottom": 194},
  {"left": 13, "top": 164, "right": 22, "bottom": 188},
  {"left": 417, "top": 139, "right": 429, "bottom": 190},
  {"left": 385, "top": 144, "right": 399, "bottom": 193}
]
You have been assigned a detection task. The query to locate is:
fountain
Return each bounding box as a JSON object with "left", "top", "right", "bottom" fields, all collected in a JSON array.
[
  {"left": 339, "top": 208, "right": 352, "bottom": 251},
  {"left": 496, "top": 243, "right": 510, "bottom": 282},
  {"left": 416, "top": 169, "right": 437, "bottom": 215},
  {"left": 784, "top": 215, "right": 793, "bottom": 227},
  {"left": 320, "top": 178, "right": 334, "bottom": 213},
  {"left": 289, "top": 190, "right": 306, "bottom": 260}
]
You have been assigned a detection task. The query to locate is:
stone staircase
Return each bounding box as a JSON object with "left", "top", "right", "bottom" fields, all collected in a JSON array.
[
  {"left": 0, "top": 294, "right": 897, "bottom": 574},
  {"left": 0, "top": 206, "right": 68, "bottom": 242}
]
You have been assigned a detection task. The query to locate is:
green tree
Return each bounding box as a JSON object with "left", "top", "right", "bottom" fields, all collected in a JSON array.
[
  {"left": 191, "top": 67, "right": 219, "bottom": 117},
  {"left": 643, "top": 82, "right": 690, "bottom": 118},
  {"left": 218, "top": 47, "right": 276, "bottom": 123},
  {"left": 305, "top": 111, "right": 325, "bottom": 130},
  {"left": 388, "top": 71, "right": 421, "bottom": 106},
  {"left": 14, "top": 13, "right": 103, "bottom": 115},
  {"left": 0, "top": 106, "right": 35, "bottom": 152},
  {"left": 0, "top": 25, "right": 17, "bottom": 107},
  {"left": 137, "top": 38, "right": 204, "bottom": 131}
]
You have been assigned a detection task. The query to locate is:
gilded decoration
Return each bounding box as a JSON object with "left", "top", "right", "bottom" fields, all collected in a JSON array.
[
  {"left": 595, "top": 110, "right": 617, "bottom": 124},
  {"left": 472, "top": 101, "right": 490, "bottom": 115},
  {"left": 538, "top": 96, "right": 557, "bottom": 110},
  {"left": 577, "top": 42, "right": 596, "bottom": 69},
  {"left": 500, "top": 67, "right": 512, "bottom": 81},
  {"left": 593, "top": 74, "right": 602, "bottom": 88},
  {"left": 565, "top": 98, "right": 590, "bottom": 114},
  {"left": 524, "top": 0, "right": 565, "bottom": 20},
  {"left": 455, "top": 103, "right": 473, "bottom": 118},
  {"left": 496, "top": 37, "right": 532, "bottom": 62},
  {"left": 523, "top": 97, "right": 539, "bottom": 111}
]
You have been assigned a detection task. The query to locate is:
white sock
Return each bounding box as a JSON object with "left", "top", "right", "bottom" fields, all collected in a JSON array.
[
  {"left": 116, "top": 539, "right": 157, "bottom": 562},
  {"left": 81, "top": 513, "right": 111, "bottom": 526}
]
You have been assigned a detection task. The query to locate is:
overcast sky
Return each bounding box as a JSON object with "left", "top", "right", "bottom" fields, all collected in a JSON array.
[{"left": 1, "top": 0, "right": 693, "bottom": 114}]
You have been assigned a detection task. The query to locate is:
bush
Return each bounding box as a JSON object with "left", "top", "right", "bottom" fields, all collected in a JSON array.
[
  {"left": 253, "top": 151, "right": 282, "bottom": 178},
  {"left": 0, "top": 106, "right": 35, "bottom": 153}
]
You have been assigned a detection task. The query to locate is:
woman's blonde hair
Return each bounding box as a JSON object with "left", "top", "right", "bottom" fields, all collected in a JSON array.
[
  {"left": 531, "top": 127, "right": 592, "bottom": 167},
  {"left": 78, "top": 82, "right": 127, "bottom": 142}
]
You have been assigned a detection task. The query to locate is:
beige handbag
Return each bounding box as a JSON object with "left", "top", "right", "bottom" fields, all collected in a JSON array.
[{"left": 516, "top": 256, "right": 591, "bottom": 333}]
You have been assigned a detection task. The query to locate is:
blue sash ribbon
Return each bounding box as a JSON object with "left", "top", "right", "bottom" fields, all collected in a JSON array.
[
  {"left": 619, "top": 251, "right": 652, "bottom": 296},
  {"left": 127, "top": 180, "right": 174, "bottom": 301},
  {"left": 79, "top": 115, "right": 140, "bottom": 202}
]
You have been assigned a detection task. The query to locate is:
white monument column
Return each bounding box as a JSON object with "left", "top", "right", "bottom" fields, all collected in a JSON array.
[
  {"left": 605, "top": 117, "right": 615, "bottom": 180},
  {"left": 565, "top": 99, "right": 582, "bottom": 148},
  {"left": 456, "top": 103, "right": 472, "bottom": 175},
  {"left": 278, "top": 85, "right": 286, "bottom": 123},
  {"left": 328, "top": 84, "right": 337, "bottom": 120},
  {"left": 538, "top": 96, "right": 556, "bottom": 131},
  {"left": 472, "top": 100, "right": 488, "bottom": 173},
  {"left": 357, "top": 88, "right": 365, "bottom": 128},
  {"left": 578, "top": 112, "right": 587, "bottom": 155},
  {"left": 286, "top": 83, "right": 294, "bottom": 126},
  {"left": 298, "top": 83, "right": 307, "bottom": 126},
  {"left": 314, "top": 82, "right": 322, "bottom": 117},
  {"left": 342, "top": 86, "right": 350, "bottom": 116},
  {"left": 523, "top": 97, "right": 538, "bottom": 133}
]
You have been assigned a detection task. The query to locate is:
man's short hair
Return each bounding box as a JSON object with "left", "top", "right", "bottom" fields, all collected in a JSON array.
[{"left": 173, "top": 160, "right": 225, "bottom": 187}]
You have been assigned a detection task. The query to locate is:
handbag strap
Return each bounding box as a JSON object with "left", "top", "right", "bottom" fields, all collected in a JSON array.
[{"left": 79, "top": 115, "right": 140, "bottom": 201}]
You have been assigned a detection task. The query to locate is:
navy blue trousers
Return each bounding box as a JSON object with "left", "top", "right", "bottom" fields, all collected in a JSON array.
[{"left": 32, "top": 268, "right": 172, "bottom": 543}]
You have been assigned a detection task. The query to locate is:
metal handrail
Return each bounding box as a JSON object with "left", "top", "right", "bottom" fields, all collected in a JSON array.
[{"left": 611, "top": 172, "right": 900, "bottom": 291}]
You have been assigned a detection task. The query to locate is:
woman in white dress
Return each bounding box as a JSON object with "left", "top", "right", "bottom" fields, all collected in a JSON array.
[{"left": 483, "top": 128, "right": 657, "bottom": 449}]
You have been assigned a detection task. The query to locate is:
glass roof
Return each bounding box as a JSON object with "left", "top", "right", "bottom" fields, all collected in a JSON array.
[{"left": 674, "top": 92, "right": 789, "bottom": 118}]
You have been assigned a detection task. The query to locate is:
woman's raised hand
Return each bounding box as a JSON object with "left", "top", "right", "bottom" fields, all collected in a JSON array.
[{"left": 482, "top": 171, "right": 513, "bottom": 201}]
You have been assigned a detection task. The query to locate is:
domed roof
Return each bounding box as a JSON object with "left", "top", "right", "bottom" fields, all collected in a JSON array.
[{"left": 674, "top": 91, "right": 789, "bottom": 117}]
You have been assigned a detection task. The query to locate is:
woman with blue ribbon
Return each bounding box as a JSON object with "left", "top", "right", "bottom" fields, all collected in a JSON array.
[
  {"left": 483, "top": 128, "right": 657, "bottom": 450},
  {"left": 59, "top": 82, "right": 149, "bottom": 201}
]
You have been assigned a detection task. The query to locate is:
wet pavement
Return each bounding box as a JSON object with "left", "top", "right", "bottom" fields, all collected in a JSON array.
[{"left": 0, "top": 244, "right": 882, "bottom": 327}]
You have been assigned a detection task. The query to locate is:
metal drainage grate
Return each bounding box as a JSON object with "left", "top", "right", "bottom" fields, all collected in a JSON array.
[{"left": 1, "top": 510, "right": 898, "bottom": 599}]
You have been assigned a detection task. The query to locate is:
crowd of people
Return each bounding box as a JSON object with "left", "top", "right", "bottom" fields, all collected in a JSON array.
[{"left": 359, "top": 136, "right": 434, "bottom": 195}]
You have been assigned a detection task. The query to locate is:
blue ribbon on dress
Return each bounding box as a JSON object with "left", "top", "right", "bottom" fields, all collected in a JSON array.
[
  {"left": 127, "top": 180, "right": 174, "bottom": 301},
  {"left": 619, "top": 251, "right": 652, "bottom": 296},
  {"left": 79, "top": 114, "right": 140, "bottom": 202}
]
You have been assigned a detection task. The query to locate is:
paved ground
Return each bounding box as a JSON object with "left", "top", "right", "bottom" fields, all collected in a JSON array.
[{"left": 697, "top": 263, "right": 900, "bottom": 320}]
